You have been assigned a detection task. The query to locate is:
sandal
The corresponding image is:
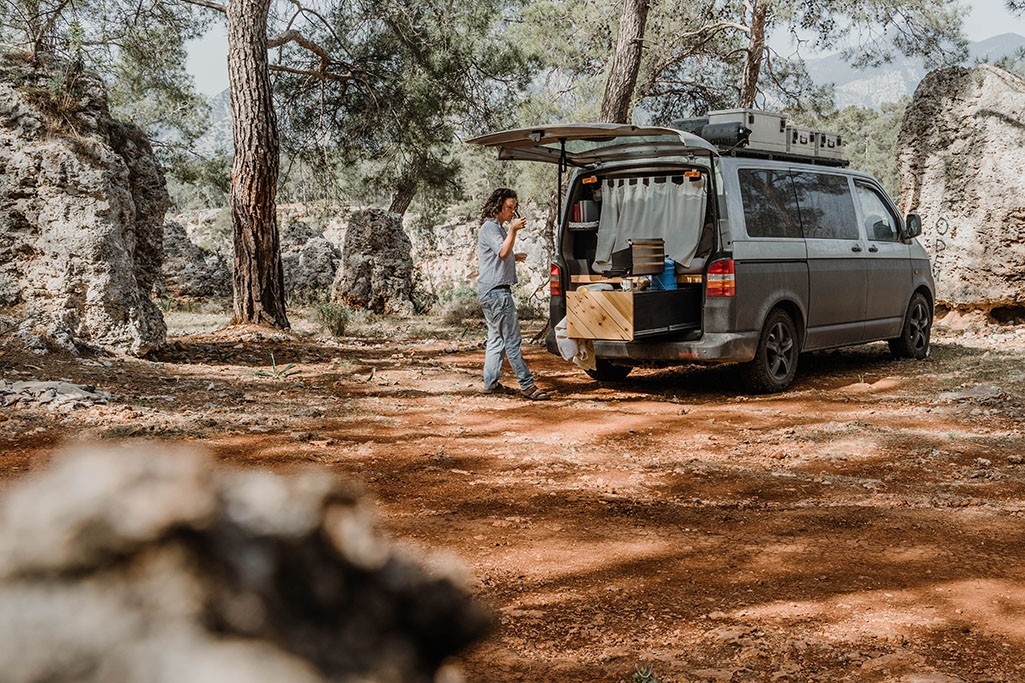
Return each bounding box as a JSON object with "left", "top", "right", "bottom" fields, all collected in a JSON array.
[
  {"left": 483, "top": 382, "right": 516, "bottom": 395},
  {"left": 520, "top": 385, "right": 551, "bottom": 401}
]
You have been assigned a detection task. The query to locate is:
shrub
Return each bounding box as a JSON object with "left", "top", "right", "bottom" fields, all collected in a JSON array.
[
  {"left": 440, "top": 286, "right": 483, "bottom": 325},
  {"left": 317, "top": 301, "right": 350, "bottom": 336}
]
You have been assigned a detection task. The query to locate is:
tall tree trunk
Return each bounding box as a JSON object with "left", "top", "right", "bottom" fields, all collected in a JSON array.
[
  {"left": 599, "top": 0, "right": 650, "bottom": 123},
  {"left": 227, "top": 0, "right": 289, "bottom": 328},
  {"left": 739, "top": 0, "right": 768, "bottom": 109}
]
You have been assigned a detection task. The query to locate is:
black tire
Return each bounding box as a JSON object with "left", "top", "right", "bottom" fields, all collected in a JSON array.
[
  {"left": 742, "top": 309, "right": 799, "bottom": 393},
  {"left": 888, "top": 292, "right": 932, "bottom": 359},
  {"left": 586, "top": 359, "right": 632, "bottom": 382}
]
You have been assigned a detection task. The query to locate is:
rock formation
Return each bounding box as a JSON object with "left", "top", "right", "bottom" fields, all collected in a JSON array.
[
  {"left": 158, "top": 221, "right": 231, "bottom": 299},
  {"left": 0, "top": 445, "right": 489, "bottom": 683},
  {"left": 281, "top": 221, "right": 341, "bottom": 303},
  {"left": 898, "top": 64, "right": 1025, "bottom": 315},
  {"left": 333, "top": 209, "right": 417, "bottom": 314},
  {"left": 0, "top": 54, "right": 169, "bottom": 354}
]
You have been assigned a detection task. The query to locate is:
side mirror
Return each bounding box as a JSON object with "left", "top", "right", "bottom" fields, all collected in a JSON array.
[{"left": 905, "top": 213, "right": 922, "bottom": 239}]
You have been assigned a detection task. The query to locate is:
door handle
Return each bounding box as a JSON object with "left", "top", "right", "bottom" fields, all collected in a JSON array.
[
  {"left": 852, "top": 245, "right": 863, "bottom": 253},
  {"left": 868, "top": 245, "right": 879, "bottom": 253}
]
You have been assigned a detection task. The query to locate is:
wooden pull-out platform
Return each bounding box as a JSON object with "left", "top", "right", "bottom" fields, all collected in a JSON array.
[
  {"left": 566, "top": 289, "right": 634, "bottom": 340},
  {"left": 566, "top": 288, "right": 702, "bottom": 341}
]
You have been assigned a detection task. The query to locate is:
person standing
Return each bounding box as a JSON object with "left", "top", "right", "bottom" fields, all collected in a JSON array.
[{"left": 476, "top": 188, "right": 550, "bottom": 400}]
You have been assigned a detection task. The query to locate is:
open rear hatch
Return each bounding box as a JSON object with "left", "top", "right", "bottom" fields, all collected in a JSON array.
[
  {"left": 469, "top": 124, "right": 718, "bottom": 345},
  {"left": 466, "top": 124, "right": 718, "bottom": 166}
]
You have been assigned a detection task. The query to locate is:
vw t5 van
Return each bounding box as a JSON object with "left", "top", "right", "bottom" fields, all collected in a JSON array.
[{"left": 468, "top": 110, "right": 933, "bottom": 392}]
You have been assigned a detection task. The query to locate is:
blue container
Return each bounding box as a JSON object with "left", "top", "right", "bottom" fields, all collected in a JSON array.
[{"left": 653, "top": 258, "right": 677, "bottom": 290}]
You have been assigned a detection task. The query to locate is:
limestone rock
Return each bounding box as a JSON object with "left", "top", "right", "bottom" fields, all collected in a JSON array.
[
  {"left": 0, "top": 445, "right": 489, "bottom": 683},
  {"left": 0, "top": 54, "right": 168, "bottom": 355},
  {"left": 897, "top": 64, "right": 1025, "bottom": 312},
  {"left": 333, "top": 209, "right": 416, "bottom": 314},
  {"left": 407, "top": 205, "right": 552, "bottom": 304},
  {"left": 281, "top": 221, "right": 340, "bottom": 303},
  {"left": 158, "top": 221, "right": 231, "bottom": 299}
]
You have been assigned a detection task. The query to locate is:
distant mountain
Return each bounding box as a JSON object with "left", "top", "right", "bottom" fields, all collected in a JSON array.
[
  {"left": 805, "top": 33, "right": 1025, "bottom": 109},
  {"left": 195, "top": 88, "right": 232, "bottom": 157}
]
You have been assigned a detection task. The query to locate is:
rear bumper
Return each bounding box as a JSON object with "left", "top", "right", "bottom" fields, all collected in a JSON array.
[{"left": 591, "top": 332, "right": 760, "bottom": 364}]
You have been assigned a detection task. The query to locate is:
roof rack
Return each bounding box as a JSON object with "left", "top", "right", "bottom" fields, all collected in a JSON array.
[{"left": 670, "top": 109, "right": 849, "bottom": 167}]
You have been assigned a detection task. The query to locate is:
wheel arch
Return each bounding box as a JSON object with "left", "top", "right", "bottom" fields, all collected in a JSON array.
[
  {"left": 913, "top": 285, "right": 934, "bottom": 313},
  {"left": 764, "top": 298, "right": 806, "bottom": 350}
]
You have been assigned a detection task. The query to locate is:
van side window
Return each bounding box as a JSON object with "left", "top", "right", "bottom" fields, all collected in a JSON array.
[
  {"left": 854, "top": 181, "right": 899, "bottom": 242},
  {"left": 791, "top": 172, "right": 859, "bottom": 240},
  {"left": 738, "top": 169, "right": 802, "bottom": 238}
]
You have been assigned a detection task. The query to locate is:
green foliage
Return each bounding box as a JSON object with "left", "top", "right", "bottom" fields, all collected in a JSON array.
[
  {"left": 167, "top": 153, "right": 232, "bottom": 210},
  {"left": 273, "top": 0, "right": 532, "bottom": 215},
  {"left": 439, "top": 285, "right": 483, "bottom": 325},
  {"left": 636, "top": 0, "right": 965, "bottom": 119},
  {"left": 0, "top": 0, "right": 211, "bottom": 153},
  {"left": 632, "top": 664, "right": 662, "bottom": 683},
  {"left": 255, "top": 353, "right": 301, "bottom": 380},
  {"left": 317, "top": 301, "right": 351, "bottom": 337},
  {"left": 793, "top": 99, "right": 909, "bottom": 200}
]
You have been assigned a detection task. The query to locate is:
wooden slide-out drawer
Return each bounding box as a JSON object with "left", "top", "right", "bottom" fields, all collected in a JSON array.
[{"left": 566, "top": 288, "right": 701, "bottom": 341}]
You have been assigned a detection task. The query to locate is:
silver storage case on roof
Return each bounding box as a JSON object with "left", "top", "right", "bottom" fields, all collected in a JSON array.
[
  {"left": 708, "top": 109, "right": 788, "bottom": 154},
  {"left": 787, "top": 126, "right": 818, "bottom": 157},
  {"left": 816, "top": 132, "right": 844, "bottom": 160}
]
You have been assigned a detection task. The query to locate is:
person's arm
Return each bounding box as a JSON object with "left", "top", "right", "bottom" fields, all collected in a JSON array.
[{"left": 498, "top": 217, "right": 526, "bottom": 259}]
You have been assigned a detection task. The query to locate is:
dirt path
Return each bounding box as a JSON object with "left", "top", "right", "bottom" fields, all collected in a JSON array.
[{"left": 3, "top": 316, "right": 1025, "bottom": 682}]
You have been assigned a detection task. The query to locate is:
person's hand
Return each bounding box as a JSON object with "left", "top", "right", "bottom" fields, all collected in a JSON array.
[
  {"left": 515, "top": 252, "right": 527, "bottom": 263},
  {"left": 511, "top": 217, "right": 527, "bottom": 232}
]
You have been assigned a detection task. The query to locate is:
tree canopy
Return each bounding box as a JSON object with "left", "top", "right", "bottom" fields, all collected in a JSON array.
[{"left": 0, "top": 0, "right": 211, "bottom": 153}]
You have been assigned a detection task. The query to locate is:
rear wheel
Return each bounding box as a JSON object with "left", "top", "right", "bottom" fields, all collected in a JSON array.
[
  {"left": 586, "top": 359, "right": 632, "bottom": 382},
  {"left": 888, "top": 292, "right": 932, "bottom": 359},
  {"left": 742, "top": 309, "right": 799, "bottom": 393}
]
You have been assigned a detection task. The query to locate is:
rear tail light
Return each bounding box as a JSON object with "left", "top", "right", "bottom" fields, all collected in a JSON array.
[
  {"left": 706, "top": 259, "right": 735, "bottom": 297},
  {"left": 550, "top": 263, "right": 562, "bottom": 297}
]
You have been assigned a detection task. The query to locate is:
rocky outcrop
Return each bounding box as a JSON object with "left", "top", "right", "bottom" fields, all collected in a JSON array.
[
  {"left": 158, "top": 221, "right": 231, "bottom": 299},
  {"left": 408, "top": 205, "right": 552, "bottom": 301},
  {"left": 0, "top": 54, "right": 168, "bottom": 354},
  {"left": 281, "top": 221, "right": 340, "bottom": 303},
  {"left": 333, "top": 209, "right": 417, "bottom": 314},
  {"left": 0, "top": 445, "right": 489, "bottom": 683},
  {"left": 898, "top": 64, "right": 1025, "bottom": 313}
]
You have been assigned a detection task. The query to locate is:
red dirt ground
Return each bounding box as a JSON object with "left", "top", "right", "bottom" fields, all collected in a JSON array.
[{"left": 3, "top": 315, "right": 1025, "bottom": 682}]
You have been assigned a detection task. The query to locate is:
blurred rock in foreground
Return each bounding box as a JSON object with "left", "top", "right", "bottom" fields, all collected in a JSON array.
[
  {"left": 0, "top": 53, "right": 168, "bottom": 355},
  {"left": 0, "top": 445, "right": 489, "bottom": 683}
]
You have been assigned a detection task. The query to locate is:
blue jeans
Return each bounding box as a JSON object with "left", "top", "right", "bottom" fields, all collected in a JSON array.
[{"left": 481, "top": 288, "right": 535, "bottom": 391}]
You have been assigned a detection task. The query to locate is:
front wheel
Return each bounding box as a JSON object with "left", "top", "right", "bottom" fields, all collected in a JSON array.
[
  {"left": 742, "top": 309, "right": 799, "bottom": 393},
  {"left": 888, "top": 292, "right": 932, "bottom": 359},
  {"left": 586, "top": 359, "right": 632, "bottom": 382}
]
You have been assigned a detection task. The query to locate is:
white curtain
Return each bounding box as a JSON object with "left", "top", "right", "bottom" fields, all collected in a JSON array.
[{"left": 593, "top": 176, "right": 707, "bottom": 273}]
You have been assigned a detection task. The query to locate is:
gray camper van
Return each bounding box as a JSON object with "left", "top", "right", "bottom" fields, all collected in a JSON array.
[{"left": 468, "top": 111, "right": 933, "bottom": 392}]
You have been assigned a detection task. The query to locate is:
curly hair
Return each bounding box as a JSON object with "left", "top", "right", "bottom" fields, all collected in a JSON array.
[{"left": 480, "top": 187, "right": 518, "bottom": 222}]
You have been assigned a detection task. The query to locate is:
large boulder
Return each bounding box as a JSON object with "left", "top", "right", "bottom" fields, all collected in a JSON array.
[
  {"left": 897, "top": 64, "right": 1025, "bottom": 314},
  {"left": 333, "top": 209, "right": 416, "bottom": 314},
  {"left": 158, "top": 221, "right": 231, "bottom": 299},
  {"left": 0, "top": 54, "right": 168, "bottom": 355},
  {"left": 0, "top": 445, "right": 489, "bottom": 683},
  {"left": 281, "top": 221, "right": 340, "bottom": 303}
]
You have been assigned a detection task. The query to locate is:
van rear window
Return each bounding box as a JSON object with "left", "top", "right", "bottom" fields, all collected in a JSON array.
[{"left": 738, "top": 169, "right": 802, "bottom": 238}]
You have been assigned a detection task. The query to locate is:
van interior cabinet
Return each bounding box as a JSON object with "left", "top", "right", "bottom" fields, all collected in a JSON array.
[{"left": 567, "top": 288, "right": 701, "bottom": 341}]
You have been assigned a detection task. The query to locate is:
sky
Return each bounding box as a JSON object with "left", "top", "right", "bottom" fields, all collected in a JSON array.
[{"left": 185, "top": 0, "right": 1025, "bottom": 97}]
